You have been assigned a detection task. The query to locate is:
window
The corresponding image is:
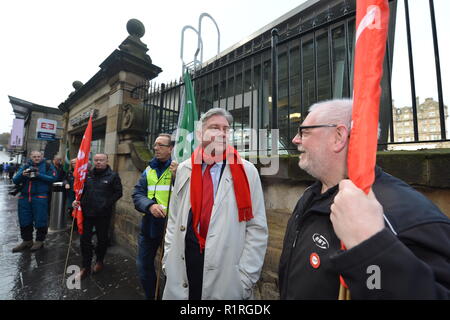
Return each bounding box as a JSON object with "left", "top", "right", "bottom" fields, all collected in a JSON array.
[
  {"left": 332, "top": 24, "right": 349, "bottom": 98},
  {"left": 316, "top": 31, "right": 331, "bottom": 101},
  {"left": 289, "top": 40, "right": 301, "bottom": 147},
  {"left": 302, "top": 37, "right": 315, "bottom": 109}
]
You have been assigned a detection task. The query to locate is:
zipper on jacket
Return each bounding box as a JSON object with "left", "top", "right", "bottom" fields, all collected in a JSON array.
[
  {"left": 283, "top": 215, "right": 304, "bottom": 298},
  {"left": 292, "top": 230, "right": 300, "bottom": 248},
  {"left": 283, "top": 192, "right": 316, "bottom": 298},
  {"left": 28, "top": 181, "right": 32, "bottom": 202}
]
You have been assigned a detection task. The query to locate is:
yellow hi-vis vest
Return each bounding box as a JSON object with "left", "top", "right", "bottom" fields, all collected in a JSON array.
[{"left": 146, "top": 166, "right": 172, "bottom": 213}]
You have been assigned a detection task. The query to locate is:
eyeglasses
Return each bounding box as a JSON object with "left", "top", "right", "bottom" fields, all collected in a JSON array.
[
  {"left": 297, "top": 124, "right": 337, "bottom": 138},
  {"left": 153, "top": 143, "right": 171, "bottom": 148}
]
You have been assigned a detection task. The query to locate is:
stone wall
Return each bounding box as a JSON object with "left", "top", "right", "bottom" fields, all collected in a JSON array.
[{"left": 112, "top": 154, "right": 143, "bottom": 257}]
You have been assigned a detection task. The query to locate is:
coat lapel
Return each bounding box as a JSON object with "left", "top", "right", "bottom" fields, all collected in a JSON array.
[{"left": 175, "top": 161, "right": 191, "bottom": 196}]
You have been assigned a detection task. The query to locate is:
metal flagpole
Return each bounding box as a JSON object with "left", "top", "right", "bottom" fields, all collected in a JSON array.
[{"left": 62, "top": 215, "right": 76, "bottom": 287}]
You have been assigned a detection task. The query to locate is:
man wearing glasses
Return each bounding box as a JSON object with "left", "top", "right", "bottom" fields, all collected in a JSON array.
[
  {"left": 132, "top": 133, "right": 178, "bottom": 299},
  {"left": 279, "top": 99, "right": 450, "bottom": 299},
  {"left": 162, "top": 108, "right": 268, "bottom": 300}
]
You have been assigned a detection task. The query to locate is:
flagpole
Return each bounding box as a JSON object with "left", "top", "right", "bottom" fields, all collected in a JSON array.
[
  {"left": 154, "top": 175, "right": 174, "bottom": 300},
  {"left": 62, "top": 216, "right": 76, "bottom": 287}
]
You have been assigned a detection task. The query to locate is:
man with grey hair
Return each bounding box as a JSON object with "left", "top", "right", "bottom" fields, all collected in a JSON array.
[
  {"left": 279, "top": 99, "right": 450, "bottom": 299},
  {"left": 162, "top": 107, "right": 268, "bottom": 300},
  {"left": 12, "top": 151, "right": 57, "bottom": 252}
]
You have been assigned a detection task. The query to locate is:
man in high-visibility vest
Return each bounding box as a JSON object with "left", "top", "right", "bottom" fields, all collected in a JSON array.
[{"left": 132, "top": 133, "right": 178, "bottom": 300}]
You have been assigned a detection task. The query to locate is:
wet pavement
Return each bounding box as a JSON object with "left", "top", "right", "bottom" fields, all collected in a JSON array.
[{"left": 0, "top": 178, "right": 145, "bottom": 300}]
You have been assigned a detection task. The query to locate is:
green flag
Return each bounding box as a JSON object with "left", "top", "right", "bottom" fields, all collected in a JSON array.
[
  {"left": 63, "top": 140, "right": 70, "bottom": 172},
  {"left": 174, "top": 71, "right": 199, "bottom": 163}
]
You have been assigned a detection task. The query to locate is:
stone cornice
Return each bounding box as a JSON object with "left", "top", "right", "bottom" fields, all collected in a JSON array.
[{"left": 58, "top": 49, "right": 162, "bottom": 113}]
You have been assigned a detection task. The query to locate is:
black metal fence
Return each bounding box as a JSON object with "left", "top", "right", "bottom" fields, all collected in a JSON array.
[
  {"left": 131, "top": 0, "right": 448, "bottom": 152},
  {"left": 131, "top": 81, "right": 180, "bottom": 148}
]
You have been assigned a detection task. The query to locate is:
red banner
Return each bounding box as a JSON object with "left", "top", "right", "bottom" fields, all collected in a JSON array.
[
  {"left": 71, "top": 115, "right": 93, "bottom": 234},
  {"left": 348, "top": 0, "right": 390, "bottom": 194}
]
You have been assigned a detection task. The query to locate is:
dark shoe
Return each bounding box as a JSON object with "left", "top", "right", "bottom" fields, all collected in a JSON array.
[
  {"left": 75, "top": 268, "right": 91, "bottom": 281},
  {"left": 93, "top": 262, "right": 104, "bottom": 274},
  {"left": 30, "top": 241, "right": 44, "bottom": 252},
  {"left": 12, "top": 241, "right": 33, "bottom": 253}
]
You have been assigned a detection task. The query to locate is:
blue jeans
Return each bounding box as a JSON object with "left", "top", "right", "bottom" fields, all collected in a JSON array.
[{"left": 136, "top": 231, "right": 163, "bottom": 300}]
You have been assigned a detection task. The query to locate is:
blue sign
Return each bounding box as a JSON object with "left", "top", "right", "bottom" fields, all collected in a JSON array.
[{"left": 37, "top": 132, "right": 56, "bottom": 141}]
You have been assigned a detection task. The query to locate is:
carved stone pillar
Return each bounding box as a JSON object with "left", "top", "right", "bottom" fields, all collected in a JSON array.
[{"left": 117, "top": 103, "right": 152, "bottom": 171}]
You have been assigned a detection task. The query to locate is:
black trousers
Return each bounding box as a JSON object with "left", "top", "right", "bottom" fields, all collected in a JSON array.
[
  {"left": 20, "top": 225, "right": 47, "bottom": 242},
  {"left": 137, "top": 231, "right": 164, "bottom": 300},
  {"left": 80, "top": 216, "right": 111, "bottom": 269},
  {"left": 185, "top": 210, "right": 204, "bottom": 300}
]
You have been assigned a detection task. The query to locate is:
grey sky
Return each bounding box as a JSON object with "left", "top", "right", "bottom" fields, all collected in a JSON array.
[
  {"left": 0, "top": 0, "right": 307, "bottom": 133},
  {"left": 391, "top": 0, "right": 449, "bottom": 111},
  {"left": 1, "top": 0, "right": 448, "bottom": 135}
]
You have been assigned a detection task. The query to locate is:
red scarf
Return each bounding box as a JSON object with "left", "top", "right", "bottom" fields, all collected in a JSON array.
[{"left": 190, "top": 145, "right": 254, "bottom": 251}]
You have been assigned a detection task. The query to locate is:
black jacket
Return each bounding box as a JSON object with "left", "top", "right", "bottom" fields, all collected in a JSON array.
[
  {"left": 80, "top": 166, "right": 123, "bottom": 217},
  {"left": 53, "top": 164, "right": 66, "bottom": 182},
  {"left": 279, "top": 166, "right": 450, "bottom": 299}
]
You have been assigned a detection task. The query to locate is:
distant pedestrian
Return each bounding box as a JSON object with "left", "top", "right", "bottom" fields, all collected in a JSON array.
[
  {"left": 0, "top": 163, "right": 4, "bottom": 178},
  {"left": 8, "top": 163, "right": 17, "bottom": 180},
  {"left": 11, "top": 151, "right": 57, "bottom": 252},
  {"left": 64, "top": 158, "right": 77, "bottom": 219},
  {"left": 47, "top": 155, "right": 66, "bottom": 211},
  {"left": 51, "top": 155, "right": 66, "bottom": 182},
  {"left": 4, "top": 162, "right": 10, "bottom": 179},
  {"left": 73, "top": 154, "right": 122, "bottom": 280}
]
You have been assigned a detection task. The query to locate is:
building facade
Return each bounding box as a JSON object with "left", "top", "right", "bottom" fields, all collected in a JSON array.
[
  {"left": 9, "top": 96, "right": 63, "bottom": 162},
  {"left": 393, "top": 97, "right": 449, "bottom": 148}
]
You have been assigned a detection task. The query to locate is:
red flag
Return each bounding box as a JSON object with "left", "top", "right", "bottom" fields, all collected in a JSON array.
[
  {"left": 71, "top": 115, "right": 93, "bottom": 234},
  {"left": 339, "top": 0, "right": 390, "bottom": 299},
  {"left": 348, "top": 0, "right": 390, "bottom": 194}
]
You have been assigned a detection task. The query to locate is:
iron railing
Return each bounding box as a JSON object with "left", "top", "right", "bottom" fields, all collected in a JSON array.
[{"left": 131, "top": 0, "right": 448, "bottom": 152}]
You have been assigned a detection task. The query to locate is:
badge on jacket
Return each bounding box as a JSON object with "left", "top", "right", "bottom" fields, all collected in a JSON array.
[{"left": 310, "top": 252, "right": 321, "bottom": 269}]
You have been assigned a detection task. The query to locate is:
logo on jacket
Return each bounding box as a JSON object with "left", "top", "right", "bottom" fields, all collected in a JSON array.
[
  {"left": 312, "top": 233, "right": 329, "bottom": 250},
  {"left": 310, "top": 252, "right": 321, "bottom": 269}
]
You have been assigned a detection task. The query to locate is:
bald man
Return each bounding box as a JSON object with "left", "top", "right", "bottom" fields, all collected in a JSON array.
[
  {"left": 12, "top": 151, "right": 57, "bottom": 252},
  {"left": 73, "top": 154, "right": 123, "bottom": 280}
]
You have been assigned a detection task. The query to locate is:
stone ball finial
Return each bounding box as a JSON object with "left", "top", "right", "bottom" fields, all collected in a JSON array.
[
  {"left": 127, "top": 19, "right": 145, "bottom": 38},
  {"left": 72, "top": 81, "right": 83, "bottom": 90}
]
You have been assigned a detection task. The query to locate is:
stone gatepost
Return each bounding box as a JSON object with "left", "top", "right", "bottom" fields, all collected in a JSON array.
[
  {"left": 100, "top": 19, "right": 162, "bottom": 253},
  {"left": 59, "top": 19, "right": 162, "bottom": 255}
]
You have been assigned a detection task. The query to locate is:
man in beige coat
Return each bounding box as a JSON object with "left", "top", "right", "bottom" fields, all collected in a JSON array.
[{"left": 162, "top": 108, "right": 268, "bottom": 300}]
